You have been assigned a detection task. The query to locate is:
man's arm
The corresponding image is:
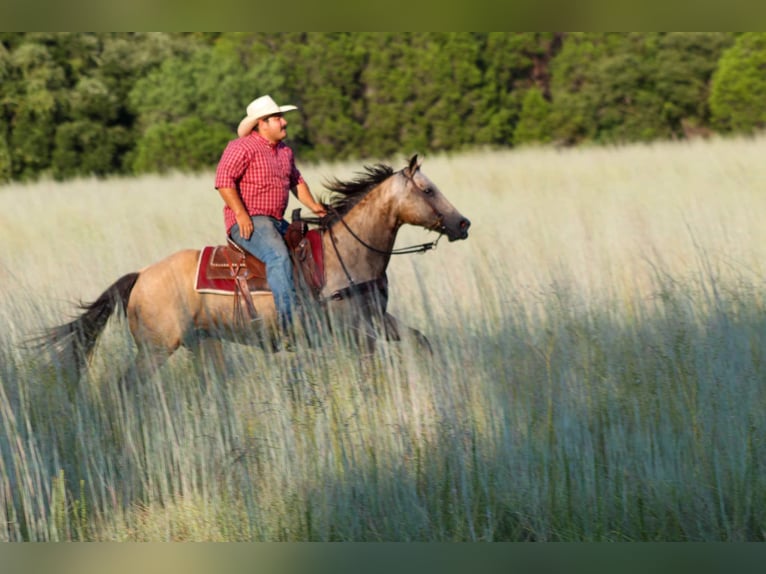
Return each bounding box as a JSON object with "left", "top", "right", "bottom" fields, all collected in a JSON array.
[
  {"left": 217, "top": 187, "right": 253, "bottom": 239},
  {"left": 294, "top": 181, "right": 327, "bottom": 217}
]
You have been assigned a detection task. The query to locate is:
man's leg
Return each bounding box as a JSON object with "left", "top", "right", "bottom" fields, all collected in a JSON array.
[{"left": 230, "top": 216, "right": 295, "bottom": 332}]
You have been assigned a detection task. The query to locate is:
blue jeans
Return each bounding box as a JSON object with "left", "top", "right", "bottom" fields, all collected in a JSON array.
[{"left": 230, "top": 216, "right": 295, "bottom": 330}]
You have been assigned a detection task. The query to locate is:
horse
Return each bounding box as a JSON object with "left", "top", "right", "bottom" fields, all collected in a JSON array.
[{"left": 39, "top": 155, "right": 470, "bottom": 382}]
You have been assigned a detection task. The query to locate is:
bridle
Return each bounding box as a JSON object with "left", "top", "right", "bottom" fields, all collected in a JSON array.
[
  {"left": 311, "top": 169, "right": 446, "bottom": 300},
  {"left": 326, "top": 203, "right": 443, "bottom": 256}
]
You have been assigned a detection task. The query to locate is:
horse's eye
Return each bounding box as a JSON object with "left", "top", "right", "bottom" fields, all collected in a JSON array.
[{"left": 423, "top": 187, "right": 434, "bottom": 195}]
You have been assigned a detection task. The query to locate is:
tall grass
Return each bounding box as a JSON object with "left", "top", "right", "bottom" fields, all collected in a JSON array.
[{"left": 1, "top": 136, "right": 766, "bottom": 540}]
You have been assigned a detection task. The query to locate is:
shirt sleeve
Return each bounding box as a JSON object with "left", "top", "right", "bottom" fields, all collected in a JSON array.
[
  {"left": 288, "top": 149, "right": 305, "bottom": 189},
  {"left": 215, "top": 140, "right": 247, "bottom": 190}
]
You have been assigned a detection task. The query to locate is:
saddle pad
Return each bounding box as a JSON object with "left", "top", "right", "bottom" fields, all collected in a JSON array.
[
  {"left": 195, "top": 246, "right": 270, "bottom": 295},
  {"left": 305, "top": 229, "right": 324, "bottom": 287}
]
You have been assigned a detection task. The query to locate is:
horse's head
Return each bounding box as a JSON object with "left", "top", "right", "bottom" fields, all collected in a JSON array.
[{"left": 396, "top": 155, "right": 471, "bottom": 242}]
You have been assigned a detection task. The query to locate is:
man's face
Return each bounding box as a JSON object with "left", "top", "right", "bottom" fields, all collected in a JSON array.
[{"left": 258, "top": 113, "right": 288, "bottom": 144}]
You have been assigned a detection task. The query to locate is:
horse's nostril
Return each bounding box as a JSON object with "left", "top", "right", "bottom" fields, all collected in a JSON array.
[{"left": 460, "top": 218, "right": 471, "bottom": 229}]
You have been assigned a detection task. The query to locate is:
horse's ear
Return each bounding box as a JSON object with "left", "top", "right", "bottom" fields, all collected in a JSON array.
[{"left": 405, "top": 154, "right": 422, "bottom": 177}]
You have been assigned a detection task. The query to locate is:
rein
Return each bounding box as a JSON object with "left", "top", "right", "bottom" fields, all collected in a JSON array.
[
  {"left": 298, "top": 205, "right": 442, "bottom": 300},
  {"left": 298, "top": 167, "right": 445, "bottom": 301},
  {"left": 328, "top": 204, "right": 441, "bottom": 255}
]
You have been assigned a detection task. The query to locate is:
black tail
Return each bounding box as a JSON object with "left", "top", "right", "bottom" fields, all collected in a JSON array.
[{"left": 36, "top": 272, "right": 140, "bottom": 371}]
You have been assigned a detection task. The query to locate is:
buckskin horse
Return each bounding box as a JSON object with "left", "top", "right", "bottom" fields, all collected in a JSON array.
[{"left": 40, "top": 155, "right": 470, "bottom": 380}]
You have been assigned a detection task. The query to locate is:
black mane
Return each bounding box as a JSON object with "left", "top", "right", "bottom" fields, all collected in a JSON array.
[{"left": 323, "top": 163, "right": 395, "bottom": 220}]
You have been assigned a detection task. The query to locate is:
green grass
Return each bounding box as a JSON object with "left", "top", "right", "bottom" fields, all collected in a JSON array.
[{"left": 1, "top": 137, "right": 766, "bottom": 540}]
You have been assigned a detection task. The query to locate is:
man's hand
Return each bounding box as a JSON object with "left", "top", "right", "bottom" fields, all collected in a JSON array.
[
  {"left": 235, "top": 211, "right": 253, "bottom": 239},
  {"left": 295, "top": 182, "right": 327, "bottom": 219},
  {"left": 217, "top": 187, "right": 252, "bottom": 239}
]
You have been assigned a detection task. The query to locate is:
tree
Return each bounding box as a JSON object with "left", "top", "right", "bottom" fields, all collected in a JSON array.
[
  {"left": 0, "top": 42, "right": 12, "bottom": 181},
  {"left": 51, "top": 121, "right": 129, "bottom": 179},
  {"left": 0, "top": 33, "right": 751, "bottom": 182},
  {"left": 128, "top": 39, "right": 289, "bottom": 173},
  {"left": 547, "top": 33, "right": 733, "bottom": 145},
  {"left": 476, "top": 32, "right": 562, "bottom": 146},
  {"left": 6, "top": 40, "right": 67, "bottom": 179},
  {"left": 360, "top": 33, "right": 488, "bottom": 158},
  {"left": 131, "top": 118, "right": 232, "bottom": 173},
  {"left": 589, "top": 42, "right": 669, "bottom": 143},
  {"left": 0, "top": 121, "right": 10, "bottom": 182},
  {"left": 0, "top": 33, "right": 197, "bottom": 181},
  {"left": 513, "top": 87, "right": 553, "bottom": 145},
  {"left": 709, "top": 32, "right": 766, "bottom": 133},
  {"left": 410, "top": 33, "right": 485, "bottom": 152},
  {"left": 651, "top": 32, "right": 734, "bottom": 137},
  {"left": 359, "top": 33, "right": 419, "bottom": 158},
  {"left": 49, "top": 75, "right": 128, "bottom": 179},
  {"left": 548, "top": 33, "right": 623, "bottom": 144},
  {"left": 275, "top": 33, "right": 367, "bottom": 161}
]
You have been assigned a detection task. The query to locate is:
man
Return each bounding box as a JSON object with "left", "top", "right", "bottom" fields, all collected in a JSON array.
[{"left": 215, "top": 94, "right": 326, "bottom": 339}]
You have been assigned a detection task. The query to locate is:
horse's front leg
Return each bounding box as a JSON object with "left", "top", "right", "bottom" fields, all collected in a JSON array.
[
  {"left": 185, "top": 335, "right": 228, "bottom": 384},
  {"left": 344, "top": 313, "right": 378, "bottom": 355},
  {"left": 118, "top": 344, "right": 172, "bottom": 392},
  {"left": 326, "top": 298, "right": 379, "bottom": 354},
  {"left": 383, "top": 312, "right": 432, "bottom": 354}
]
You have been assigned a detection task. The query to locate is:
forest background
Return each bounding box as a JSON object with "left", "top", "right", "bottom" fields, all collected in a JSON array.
[{"left": 1, "top": 31, "right": 765, "bottom": 183}]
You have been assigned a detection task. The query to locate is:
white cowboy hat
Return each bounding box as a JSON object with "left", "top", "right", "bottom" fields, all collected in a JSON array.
[{"left": 237, "top": 95, "right": 298, "bottom": 138}]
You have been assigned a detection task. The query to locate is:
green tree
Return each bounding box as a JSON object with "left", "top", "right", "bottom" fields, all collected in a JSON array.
[
  {"left": 96, "top": 33, "right": 197, "bottom": 106},
  {"left": 0, "top": 33, "right": 197, "bottom": 181},
  {"left": 359, "top": 33, "right": 489, "bottom": 158},
  {"left": 476, "top": 32, "right": 562, "bottom": 146},
  {"left": 358, "top": 33, "right": 415, "bottom": 158},
  {"left": 131, "top": 118, "right": 232, "bottom": 173},
  {"left": 548, "top": 33, "right": 623, "bottom": 144},
  {"left": 548, "top": 33, "right": 730, "bottom": 145},
  {"left": 590, "top": 42, "right": 669, "bottom": 143},
  {"left": 410, "top": 33, "right": 485, "bottom": 152},
  {"left": 51, "top": 121, "right": 130, "bottom": 179},
  {"left": 7, "top": 40, "right": 67, "bottom": 179},
  {"left": 651, "top": 33, "right": 734, "bottom": 136},
  {"left": 0, "top": 121, "right": 10, "bottom": 182},
  {"left": 0, "top": 33, "right": 749, "bottom": 182},
  {"left": 49, "top": 75, "right": 128, "bottom": 179},
  {"left": 551, "top": 33, "right": 675, "bottom": 144},
  {"left": 275, "top": 33, "right": 366, "bottom": 161},
  {"left": 710, "top": 32, "right": 766, "bottom": 133},
  {"left": 0, "top": 42, "right": 12, "bottom": 181},
  {"left": 128, "top": 39, "right": 288, "bottom": 173},
  {"left": 76, "top": 33, "right": 198, "bottom": 175},
  {"left": 513, "top": 87, "right": 553, "bottom": 145},
  {"left": 0, "top": 33, "right": 25, "bottom": 51},
  {"left": 69, "top": 76, "right": 118, "bottom": 123}
]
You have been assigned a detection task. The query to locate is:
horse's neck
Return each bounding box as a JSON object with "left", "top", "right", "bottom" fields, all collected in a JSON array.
[{"left": 323, "top": 193, "right": 399, "bottom": 291}]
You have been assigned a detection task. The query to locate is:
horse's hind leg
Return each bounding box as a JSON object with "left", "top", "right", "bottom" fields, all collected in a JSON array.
[
  {"left": 120, "top": 345, "right": 172, "bottom": 390},
  {"left": 185, "top": 336, "right": 227, "bottom": 385},
  {"left": 198, "top": 338, "right": 226, "bottom": 372},
  {"left": 383, "top": 313, "right": 432, "bottom": 354},
  {"left": 122, "top": 300, "right": 181, "bottom": 388}
]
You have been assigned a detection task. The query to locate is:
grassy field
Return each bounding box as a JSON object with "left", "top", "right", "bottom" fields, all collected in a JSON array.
[{"left": 1, "top": 136, "right": 766, "bottom": 541}]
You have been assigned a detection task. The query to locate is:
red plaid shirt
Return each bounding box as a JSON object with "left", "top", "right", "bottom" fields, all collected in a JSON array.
[{"left": 214, "top": 132, "right": 305, "bottom": 233}]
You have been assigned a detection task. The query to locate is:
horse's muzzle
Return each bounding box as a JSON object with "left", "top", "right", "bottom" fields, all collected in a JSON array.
[{"left": 445, "top": 217, "right": 471, "bottom": 241}]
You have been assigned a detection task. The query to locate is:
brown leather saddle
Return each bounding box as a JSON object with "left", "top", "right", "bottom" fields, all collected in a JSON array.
[
  {"left": 194, "top": 221, "right": 325, "bottom": 322},
  {"left": 195, "top": 240, "right": 268, "bottom": 294}
]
